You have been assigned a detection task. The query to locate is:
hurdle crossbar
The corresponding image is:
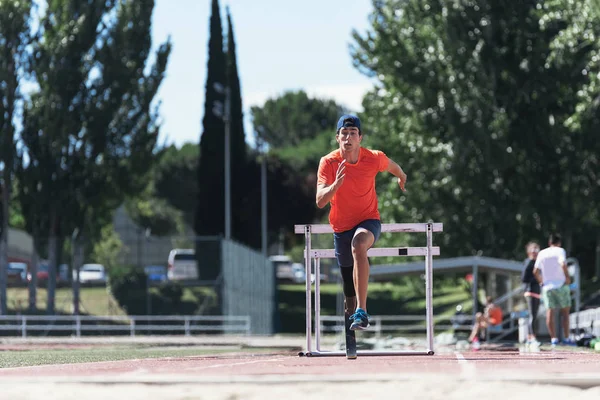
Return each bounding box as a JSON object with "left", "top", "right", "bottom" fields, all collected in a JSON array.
[{"left": 295, "top": 222, "right": 442, "bottom": 357}]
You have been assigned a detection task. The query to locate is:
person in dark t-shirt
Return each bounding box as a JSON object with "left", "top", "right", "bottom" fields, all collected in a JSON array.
[{"left": 521, "top": 241, "right": 541, "bottom": 346}]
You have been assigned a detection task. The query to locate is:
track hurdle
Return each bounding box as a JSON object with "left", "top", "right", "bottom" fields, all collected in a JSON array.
[{"left": 294, "top": 222, "right": 443, "bottom": 357}]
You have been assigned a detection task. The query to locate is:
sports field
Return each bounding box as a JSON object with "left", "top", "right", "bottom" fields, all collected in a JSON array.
[{"left": 1, "top": 335, "right": 600, "bottom": 400}]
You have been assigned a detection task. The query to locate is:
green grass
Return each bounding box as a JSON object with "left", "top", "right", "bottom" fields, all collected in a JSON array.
[
  {"left": 6, "top": 287, "right": 126, "bottom": 316},
  {"left": 0, "top": 345, "right": 276, "bottom": 368},
  {"left": 6, "top": 287, "right": 208, "bottom": 316}
]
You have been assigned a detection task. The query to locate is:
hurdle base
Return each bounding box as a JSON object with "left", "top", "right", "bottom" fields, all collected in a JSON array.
[{"left": 299, "top": 350, "right": 435, "bottom": 357}]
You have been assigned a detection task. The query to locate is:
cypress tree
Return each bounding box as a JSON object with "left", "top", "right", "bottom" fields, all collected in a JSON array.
[
  {"left": 196, "top": 0, "right": 226, "bottom": 237},
  {"left": 195, "top": 0, "right": 226, "bottom": 279},
  {"left": 225, "top": 8, "right": 252, "bottom": 247}
]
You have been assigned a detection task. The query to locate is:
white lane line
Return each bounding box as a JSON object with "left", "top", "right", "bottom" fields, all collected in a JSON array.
[
  {"left": 454, "top": 351, "right": 467, "bottom": 364},
  {"left": 454, "top": 351, "right": 476, "bottom": 378},
  {"left": 191, "top": 357, "right": 288, "bottom": 371}
]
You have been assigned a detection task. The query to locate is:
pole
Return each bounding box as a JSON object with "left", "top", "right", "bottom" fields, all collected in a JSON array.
[
  {"left": 146, "top": 275, "right": 151, "bottom": 316},
  {"left": 596, "top": 232, "right": 600, "bottom": 278},
  {"left": 472, "top": 264, "right": 479, "bottom": 321},
  {"left": 425, "top": 223, "right": 434, "bottom": 353},
  {"left": 224, "top": 87, "right": 232, "bottom": 240},
  {"left": 72, "top": 230, "right": 80, "bottom": 316},
  {"left": 260, "top": 139, "right": 268, "bottom": 257}
]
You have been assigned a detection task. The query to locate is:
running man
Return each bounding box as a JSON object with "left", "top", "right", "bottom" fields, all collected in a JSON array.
[{"left": 316, "top": 114, "right": 407, "bottom": 330}]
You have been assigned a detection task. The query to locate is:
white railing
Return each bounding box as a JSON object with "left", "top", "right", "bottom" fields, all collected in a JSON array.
[
  {"left": 319, "top": 315, "right": 463, "bottom": 339},
  {"left": 0, "top": 315, "right": 251, "bottom": 338},
  {"left": 570, "top": 307, "right": 600, "bottom": 336}
]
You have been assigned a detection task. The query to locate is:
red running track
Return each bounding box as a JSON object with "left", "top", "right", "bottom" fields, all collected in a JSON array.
[{"left": 1, "top": 348, "right": 599, "bottom": 386}]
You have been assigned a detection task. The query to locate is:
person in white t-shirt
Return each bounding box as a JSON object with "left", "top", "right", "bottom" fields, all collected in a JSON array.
[{"left": 533, "top": 233, "right": 574, "bottom": 346}]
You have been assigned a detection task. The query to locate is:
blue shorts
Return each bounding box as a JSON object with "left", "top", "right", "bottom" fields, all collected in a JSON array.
[{"left": 333, "top": 219, "right": 381, "bottom": 268}]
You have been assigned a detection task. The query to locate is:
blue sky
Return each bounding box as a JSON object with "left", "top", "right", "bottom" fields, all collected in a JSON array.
[{"left": 151, "top": 0, "right": 375, "bottom": 148}]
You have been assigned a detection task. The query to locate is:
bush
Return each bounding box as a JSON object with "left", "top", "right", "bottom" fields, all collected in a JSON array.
[
  {"left": 108, "top": 266, "right": 148, "bottom": 315},
  {"left": 158, "top": 281, "right": 183, "bottom": 306}
]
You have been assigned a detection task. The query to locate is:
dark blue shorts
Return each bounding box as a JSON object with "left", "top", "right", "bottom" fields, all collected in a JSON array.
[{"left": 333, "top": 219, "right": 381, "bottom": 268}]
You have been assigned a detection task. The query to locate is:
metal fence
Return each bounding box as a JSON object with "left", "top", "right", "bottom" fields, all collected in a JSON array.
[
  {"left": 222, "top": 239, "right": 275, "bottom": 335},
  {"left": 319, "top": 314, "right": 465, "bottom": 339},
  {"left": 116, "top": 225, "right": 276, "bottom": 335},
  {"left": 0, "top": 315, "right": 251, "bottom": 338}
]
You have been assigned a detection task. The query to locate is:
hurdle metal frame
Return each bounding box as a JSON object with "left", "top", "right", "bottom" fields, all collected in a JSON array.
[{"left": 294, "top": 222, "right": 443, "bottom": 357}]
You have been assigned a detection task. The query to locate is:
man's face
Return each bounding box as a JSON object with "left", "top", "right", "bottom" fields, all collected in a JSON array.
[
  {"left": 527, "top": 244, "right": 539, "bottom": 259},
  {"left": 336, "top": 127, "right": 362, "bottom": 151}
]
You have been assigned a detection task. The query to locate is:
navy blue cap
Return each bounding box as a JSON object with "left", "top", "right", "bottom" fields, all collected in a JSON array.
[{"left": 336, "top": 114, "right": 361, "bottom": 131}]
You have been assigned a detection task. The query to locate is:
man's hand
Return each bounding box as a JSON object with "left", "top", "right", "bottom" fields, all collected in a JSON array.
[
  {"left": 387, "top": 159, "right": 407, "bottom": 192},
  {"left": 561, "top": 262, "right": 571, "bottom": 285},
  {"left": 316, "top": 160, "right": 346, "bottom": 208},
  {"left": 397, "top": 171, "right": 407, "bottom": 192},
  {"left": 332, "top": 160, "right": 346, "bottom": 190}
]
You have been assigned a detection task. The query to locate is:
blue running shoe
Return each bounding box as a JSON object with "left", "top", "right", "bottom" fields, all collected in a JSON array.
[
  {"left": 561, "top": 338, "right": 577, "bottom": 346},
  {"left": 349, "top": 308, "right": 370, "bottom": 331}
]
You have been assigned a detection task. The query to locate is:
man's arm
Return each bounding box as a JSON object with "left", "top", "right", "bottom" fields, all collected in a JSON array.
[
  {"left": 561, "top": 262, "right": 571, "bottom": 285},
  {"left": 533, "top": 267, "right": 543, "bottom": 286},
  {"left": 387, "top": 159, "right": 407, "bottom": 191},
  {"left": 316, "top": 183, "right": 338, "bottom": 209},
  {"left": 316, "top": 160, "right": 346, "bottom": 208}
]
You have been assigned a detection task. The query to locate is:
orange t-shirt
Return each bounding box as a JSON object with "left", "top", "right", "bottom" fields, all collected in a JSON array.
[
  {"left": 488, "top": 306, "right": 503, "bottom": 326},
  {"left": 317, "top": 147, "right": 389, "bottom": 232}
]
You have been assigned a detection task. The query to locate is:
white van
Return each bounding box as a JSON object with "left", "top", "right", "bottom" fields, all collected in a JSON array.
[
  {"left": 167, "top": 249, "right": 198, "bottom": 280},
  {"left": 270, "top": 255, "right": 296, "bottom": 283}
]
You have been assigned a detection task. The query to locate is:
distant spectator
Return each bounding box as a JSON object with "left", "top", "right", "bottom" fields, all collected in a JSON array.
[
  {"left": 534, "top": 233, "right": 575, "bottom": 346},
  {"left": 521, "top": 241, "right": 541, "bottom": 346},
  {"left": 468, "top": 296, "right": 503, "bottom": 344}
]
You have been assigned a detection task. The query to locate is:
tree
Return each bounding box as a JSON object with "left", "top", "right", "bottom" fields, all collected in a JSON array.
[
  {"left": 225, "top": 8, "right": 253, "bottom": 247},
  {"left": 90, "top": 224, "right": 124, "bottom": 271},
  {"left": 125, "top": 193, "right": 183, "bottom": 237},
  {"left": 251, "top": 90, "right": 346, "bottom": 149},
  {"left": 154, "top": 143, "right": 199, "bottom": 223},
  {"left": 19, "top": 0, "right": 171, "bottom": 314},
  {"left": 350, "top": 0, "right": 600, "bottom": 270},
  {"left": 195, "top": 0, "right": 226, "bottom": 245},
  {"left": 0, "top": 0, "right": 32, "bottom": 315}
]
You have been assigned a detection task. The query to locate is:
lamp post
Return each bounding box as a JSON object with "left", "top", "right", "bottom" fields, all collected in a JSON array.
[{"left": 213, "top": 83, "right": 232, "bottom": 240}]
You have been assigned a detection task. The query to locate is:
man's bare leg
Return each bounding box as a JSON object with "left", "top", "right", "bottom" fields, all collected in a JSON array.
[
  {"left": 351, "top": 229, "right": 375, "bottom": 311},
  {"left": 468, "top": 312, "right": 484, "bottom": 342},
  {"left": 560, "top": 307, "right": 570, "bottom": 339},
  {"left": 546, "top": 308, "right": 556, "bottom": 339}
]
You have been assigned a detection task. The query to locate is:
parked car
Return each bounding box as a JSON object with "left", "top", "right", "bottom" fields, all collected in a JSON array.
[
  {"left": 33, "top": 263, "right": 50, "bottom": 285},
  {"left": 74, "top": 264, "right": 107, "bottom": 285},
  {"left": 167, "top": 249, "right": 198, "bottom": 280},
  {"left": 290, "top": 263, "right": 306, "bottom": 284},
  {"left": 290, "top": 263, "right": 328, "bottom": 284},
  {"left": 270, "top": 255, "right": 295, "bottom": 282},
  {"left": 28, "top": 263, "right": 69, "bottom": 287},
  {"left": 7, "top": 262, "right": 27, "bottom": 285},
  {"left": 144, "top": 265, "right": 168, "bottom": 282}
]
